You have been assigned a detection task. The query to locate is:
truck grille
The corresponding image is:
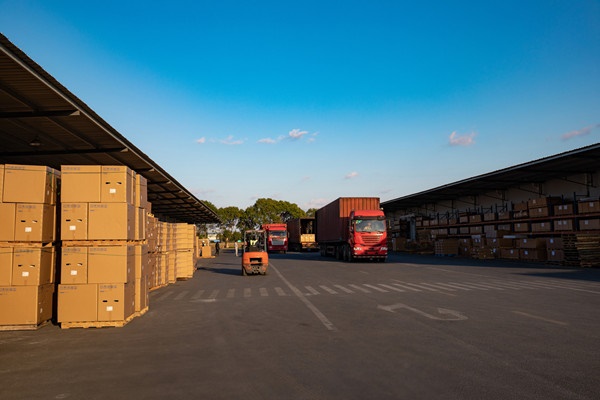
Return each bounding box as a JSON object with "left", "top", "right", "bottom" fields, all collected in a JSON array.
[
  {"left": 362, "top": 234, "right": 383, "bottom": 245},
  {"left": 272, "top": 240, "right": 285, "bottom": 246}
]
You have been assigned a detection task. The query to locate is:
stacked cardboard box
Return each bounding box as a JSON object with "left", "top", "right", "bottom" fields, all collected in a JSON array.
[
  {"left": 57, "top": 166, "right": 149, "bottom": 328},
  {"left": 0, "top": 164, "right": 59, "bottom": 328}
]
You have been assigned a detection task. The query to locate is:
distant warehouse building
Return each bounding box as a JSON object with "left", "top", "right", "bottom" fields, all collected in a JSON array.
[{"left": 382, "top": 144, "right": 600, "bottom": 267}]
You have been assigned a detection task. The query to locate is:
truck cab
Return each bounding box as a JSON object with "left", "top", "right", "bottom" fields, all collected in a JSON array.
[{"left": 261, "top": 223, "right": 288, "bottom": 253}]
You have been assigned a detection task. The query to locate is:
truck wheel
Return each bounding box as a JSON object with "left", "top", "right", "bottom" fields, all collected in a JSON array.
[{"left": 241, "top": 267, "right": 247, "bottom": 276}]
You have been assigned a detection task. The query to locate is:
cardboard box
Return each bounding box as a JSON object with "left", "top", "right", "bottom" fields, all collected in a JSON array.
[
  {"left": 135, "top": 276, "right": 149, "bottom": 312},
  {"left": 0, "top": 164, "right": 4, "bottom": 202},
  {"left": 529, "top": 207, "right": 550, "bottom": 218},
  {"left": 578, "top": 200, "right": 599, "bottom": 214},
  {"left": 61, "top": 203, "right": 88, "bottom": 241},
  {"left": 555, "top": 219, "right": 574, "bottom": 231},
  {"left": 100, "top": 166, "right": 134, "bottom": 204},
  {"left": 57, "top": 284, "right": 98, "bottom": 323},
  {"left": 0, "top": 284, "right": 54, "bottom": 325},
  {"left": 579, "top": 218, "right": 600, "bottom": 230},
  {"left": 0, "top": 203, "right": 16, "bottom": 241},
  {"left": 514, "top": 222, "right": 529, "bottom": 233},
  {"left": 61, "top": 165, "right": 102, "bottom": 202},
  {"left": 0, "top": 245, "right": 13, "bottom": 286},
  {"left": 88, "top": 203, "right": 135, "bottom": 240},
  {"left": 3, "top": 164, "right": 59, "bottom": 204},
  {"left": 135, "top": 207, "right": 146, "bottom": 241},
  {"left": 554, "top": 203, "right": 574, "bottom": 216},
  {"left": 88, "top": 245, "right": 134, "bottom": 284},
  {"left": 12, "top": 246, "right": 55, "bottom": 286},
  {"left": 135, "top": 174, "right": 148, "bottom": 209},
  {"left": 546, "top": 237, "right": 563, "bottom": 249},
  {"left": 531, "top": 221, "right": 552, "bottom": 232},
  {"left": 15, "top": 204, "right": 56, "bottom": 242},
  {"left": 528, "top": 197, "right": 562, "bottom": 208},
  {"left": 98, "top": 282, "right": 135, "bottom": 321},
  {"left": 547, "top": 249, "right": 564, "bottom": 262},
  {"left": 517, "top": 238, "right": 546, "bottom": 249},
  {"left": 61, "top": 246, "right": 88, "bottom": 284},
  {"left": 500, "top": 248, "right": 519, "bottom": 259},
  {"left": 134, "top": 244, "right": 149, "bottom": 280},
  {"left": 486, "top": 238, "right": 514, "bottom": 248},
  {"left": 520, "top": 249, "right": 547, "bottom": 261}
]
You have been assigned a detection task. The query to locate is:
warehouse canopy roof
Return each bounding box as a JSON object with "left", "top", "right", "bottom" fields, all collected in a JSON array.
[
  {"left": 382, "top": 143, "right": 600, "bottom": 212},
  {"left": 0, "top": 34, "right": 219, "bottom": 224}
]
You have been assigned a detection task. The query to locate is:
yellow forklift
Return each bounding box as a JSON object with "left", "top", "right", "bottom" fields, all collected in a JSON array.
[{"left": 241, "top": 229, "right": 269, "bottom": 276}]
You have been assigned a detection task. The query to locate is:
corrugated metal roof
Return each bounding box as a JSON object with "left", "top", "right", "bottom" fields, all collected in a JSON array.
[
  {"left": 0, "top": 33, "right": 219, "bottom": 224},
  {"left": 382, "top": 143, "right": 600, "bottom": 212}
]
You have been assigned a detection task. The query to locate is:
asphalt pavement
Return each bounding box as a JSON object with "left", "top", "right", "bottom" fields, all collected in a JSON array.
[{"left": 1, "top": 249, "right": 599, "bottom": 399}]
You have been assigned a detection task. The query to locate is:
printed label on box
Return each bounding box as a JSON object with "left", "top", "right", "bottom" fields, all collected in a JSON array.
[
  {"left": 70, "top": 225, "right": 77, "bottom": 231},
  {"left": 106, "top": 306, "right": 113, "bottom": 312}
]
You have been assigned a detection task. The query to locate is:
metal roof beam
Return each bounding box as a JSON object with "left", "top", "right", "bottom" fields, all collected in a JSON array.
[{"left": 0, "top": 110, "right": 80, "bottom": 118}]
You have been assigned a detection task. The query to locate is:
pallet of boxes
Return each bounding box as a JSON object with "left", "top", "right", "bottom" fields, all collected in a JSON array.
[
  {"left": 58, "top": 166, "right": 150, "bottom": 329},
  {"left": 0, "top": 164, "right": 59, "bottom": 330}
]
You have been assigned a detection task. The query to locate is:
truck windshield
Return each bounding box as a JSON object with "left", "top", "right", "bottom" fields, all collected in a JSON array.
[
  {"left": 269, "top": 230, "right": 286, "bottom": 238},
  {"left": 355, "top": 219, "right": 386, "bottom": 232}
]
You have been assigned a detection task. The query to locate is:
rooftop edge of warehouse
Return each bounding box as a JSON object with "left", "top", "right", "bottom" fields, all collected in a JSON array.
[
  {"left": 0, "top": 33, "right": 219, "bottom": 225},
  {"left": 381, "top": 143, "right": 600, "bottom": 213}
]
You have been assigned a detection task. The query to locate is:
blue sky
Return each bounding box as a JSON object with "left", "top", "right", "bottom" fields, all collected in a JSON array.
[{"left": 1, "top": 0, "right": 599, "bottom": 210}]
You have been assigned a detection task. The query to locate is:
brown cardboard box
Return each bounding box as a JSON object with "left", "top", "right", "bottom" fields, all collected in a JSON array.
[
  {"left": 134, "top": 244, "right": 149, "bottom": 280},
  {"left": 135, "top": 174, "right": 148, "bottom": 209},
  {"left": 0, "top": 203, "right": 16, "bottom": 241},
  {"left": 0, "top": 164, "right": 4, "bottom": 202},
  {"left": 135, "top": 276, "right": 149, "bottom": 313},
  {"left": 61, "top": 165, "right": 102, "bottom": 202},
  {"left": 520, "top": 249, "right": 547, "bottom": 261},
  {"left": 529, "top": 207, "right": 550, "bottom": 218},
  {"left": 528, "top": 196, "right": 562, "bottom": 209},
  {"left": 12, "top": 245, "right": 55, "bottom": 286},
  {"left": 486, "top": 238, "right": 514, "bottom": 248},
  {"left": 517, "top": 238, "right": 546, "bottom": 249},
  {"left": 579, "top": 218, "right": 600, "bottom": 230},
  {"left": 500, "top": 248, "right": 519, "bottom": 259},
  {"left": 0, "top": 245, "right": 12, "bottom": 286},
  {"left": 15, "top": 204, "right": 56, "bottom": 242},
  {"left": 547, "top": 249, "right": 564, "bottom": 262},
  {"left": 578, "top": 200, "right": 599, "bottom": 214},
  {"left": 98, "top": 282, "right": 135, "bottom": 321},
  {"left": 514, "top": 222, "right": 529, "bottom": 233},
  {"left": 0, "top": 284, "right": 54, "bottom": 325},
  {"left": 57, "top": 284, "right": 98, "bottom": 323},
  {"left": 88, "top": 245, "right": 134, "bottom": 284},
  {"left": 554, "top": 203, "right": 574, "bottom": 216},
  {"left": 513, "top": 201, "right": 528, "bottom": 211},
  {"left": 100, "top": 166, "right": 134, "bottom": 204},
  {"left": 555, "top": 219, "right": 574, "bottom": 231},
  {"left": 531, "top": 221, "right": 552, "bottom": 232},
  {"left": 546, "top": 237, "right": 563, "bottom": 249},
  {"left": 61, "top": 246, "right": 88, "bottom": 284},
  {"left": 88, "top": 203, "right": 135, "bottom": 240},
  {"left": 134, "top": 207, "right": 146, "bottom": 241},
  {"left": 61, "top": 203, "right": 88, "bottom": 241},
  {"left": 3, "top": 164, "right": 59, "bottom": 204}
]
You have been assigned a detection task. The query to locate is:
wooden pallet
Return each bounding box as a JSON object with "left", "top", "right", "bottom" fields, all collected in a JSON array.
[
  {"left": 562, "top": 233, "right": 600, "bottom": 267},
  {"left": 0, "top": 320, "right": 51, "bottom": 331},
  {"left": 60, "top": 314, "right": 135, "bottom": 329},
  {"left": 134, "top": 306, "right": 149, "bottom": 318}
]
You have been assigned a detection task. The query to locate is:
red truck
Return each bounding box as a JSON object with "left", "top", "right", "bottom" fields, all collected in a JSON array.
[
  {"left": 287, "top": 217, "right": 318, "bottom": 252},
  {"left": 261, "top": 223, "right": 288, "bottom": 253},
  {"left": 316, "top": 197, "right": 387, "bottom": 262}
]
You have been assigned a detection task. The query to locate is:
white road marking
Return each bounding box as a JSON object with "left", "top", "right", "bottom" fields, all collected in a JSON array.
[
  {"left": 391, "top": 283, "right": 421, "bottom": 292},
  {"left": 226, "top": 288, "right": 236, "bottom": 298},
  {"left": 243, "top": 288, "right": 251, "bottom": 298},
  {"left": 305, "top": 286, "right": 320, "bottom": 295},
  {"left": 174, "top": 291, "right": 189, "bottom": 300},
  {"left": 512, "top": 311, "right": 568, "bottom": 326},
  {"left": 208, "top": 290, "right": 220, "bottom": 299},
  {"left": 275, "top": 287, "right": 287, "bottom": 296},
  {"left": 363, "top": 284, "right": 388, "bottom": 292},
  {"left": 348, "top": 284, "right": 371, "bottom": 293},
  {"left": 320, "top": 285, "right": 338, "bottom": 294},
  {"left": 271, "top": 263, "right": 337, "bottom": 331},
  {"left": 334, "top": 285, "right": 354, "bottom": 293},
  {"left": 378, "top": 284, "right": 405, "bottom": 292},
  {"left": 156, "top": 291, "right": 174, "bottom": 301},
  {"left": 378, "top": 303, "right": 468, "bottom": 321},
  {"left": 191, "top": 290, "right": 205, "bottom": 300},
  {"left": 259, "top": 287, "right": 268, "bottom": 297}
]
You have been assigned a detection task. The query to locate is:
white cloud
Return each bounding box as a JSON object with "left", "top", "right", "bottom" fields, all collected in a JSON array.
[
  {"left": 220, "top": 135, "right": 244, "bottom": 145},
  {"left": 258, "top": 138, "right": 277, "bottom": 144},
  {"left": 305, "top": 198, "right": 329, "bottom": 209},
  {"left": 345, "top": 171, "right": 359, "bottom": 179},
  {"left": 561, "top": 124, "right": 599, "bottom": 140},
  {"left": 289, "top": 129, "right": 309, "bottom": 140},
  {"left": 449, "top": 131, "right": 476, "bottom": 146},
  {"left": 196, "top": 137, "right": 206, "bottom": 144}
]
